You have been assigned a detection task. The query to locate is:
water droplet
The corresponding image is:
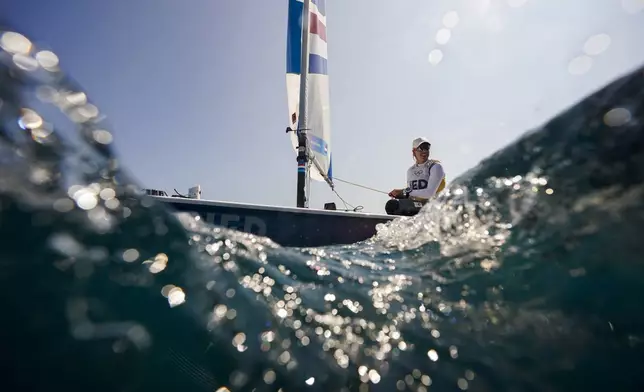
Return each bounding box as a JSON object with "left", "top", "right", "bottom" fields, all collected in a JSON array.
[
  {"left": 53, "top": 198, "right": 75, "bottom": 212},
  {"left": 18, "top": 108, "right": 43, "bottom": 129},
  {"left": 232, "top": 332, "right": 246, "bottom": 346},
  {"left": 12, "top": 54, "right": 39, "bottom": 71},
  {"left": 105, "top": 198, "right": 120, "bottom": 209},
  {"left": 368, "top": 369, "right": 381, "bottom": 384},
  {"left": 68, "top": 104, "right": 99, "bottom": 122},
  {"left": 92, "top": 129, "right": 113, "bottom": 144},
  {"left": 148, "top": 260, "right": 167, "bottom": 273},
  {"left": 0, "top": 31, "right": 32, "bottom": 54},
  {"left": 30, "top": 125, "right": 53, "bottom": 141},
  {"left": 167, "top": 287, "right": 186, "bottom": 307},
  {"left": 263, "top": 370, "right": 276, "bottom": 384},
  {"left": 29, "top": 167, "right": 51, "bottom": 185},
  {"left": 161, "top": 284, "right": 176, "bottom": 297},
  {"left": 49, "top": 233, "right": 83, "bottom": 257},
  {"left": 230, "top": 371, "right": 248, "bottom": 387},
  {"left": 122, "top": 248, "right": 140, "bottom": 262},
  {"left": 603, "top": 107, "right": 632, "bottom": 127},
  {"left": 99, "top": 188, "right": 116, "bottom": 200},
  {"left": 35, "top": 50, "right": 59, "bottom": 70},
  {"left": 75, "top": 190, "right": 98, "bottom": 210},
  {"left": 65, "top": 92, "right": 88, "bottom": 106}
]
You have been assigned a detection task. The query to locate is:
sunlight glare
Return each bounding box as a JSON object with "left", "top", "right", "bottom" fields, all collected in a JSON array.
[
  {"left": 567, "top": 55, "right": 593, "bottom": 75},
  {"left": 435, "top": 29, "right": 452, "bottom": 45},
  {"left": 583, "top": 33, "right": 611, "bottom": 56},
  {"left": 621, "top": 0, "right": 644, "bottom": 14},
  {"left": 428, "top": 49, "right": 443, "bottom": 66},
  {"left": 484, "top": 15, "right": 505, "bottom": 33},
  {"left": 442, "top": 11, "right": 460, "bottom": 29},
  {"left": 478, "top": 0, "right": 492, "bottom": 15},
  {"left": 507, "top": 0, "right": 528, "bottom": 8}
]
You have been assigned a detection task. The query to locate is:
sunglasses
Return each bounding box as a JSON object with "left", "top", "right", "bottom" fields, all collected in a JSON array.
[{"left": 416, "top": 143, "right": 431, "bottom": 152}]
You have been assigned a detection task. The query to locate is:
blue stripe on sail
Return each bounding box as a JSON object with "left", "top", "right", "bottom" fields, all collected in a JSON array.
[
  {"left": 312, "top": 0, "right": 326, "bottom": 16},
  {"left": 309, "top": 134, "right": 328, "bottom": 156},
  {"left": 287, "top": 0, "right": 328, "bottom": 76},
  {"left": 309, "top": 54, "right": 328, "bottom": 75},
  {"left": 327, "top": 155, "right": 333, "bottom": 180},
  {"left": 286, "top": 0, "right": 303, "bottom": 75}
]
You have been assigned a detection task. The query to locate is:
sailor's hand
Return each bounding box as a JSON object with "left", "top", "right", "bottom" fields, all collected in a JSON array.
[{"left": 388, "top": 189, "right": 403, "bottom": 198}]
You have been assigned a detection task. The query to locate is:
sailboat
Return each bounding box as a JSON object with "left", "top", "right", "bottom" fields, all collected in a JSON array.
[{"left": 148, "top": 0, "right": 395, "bottom": 247}]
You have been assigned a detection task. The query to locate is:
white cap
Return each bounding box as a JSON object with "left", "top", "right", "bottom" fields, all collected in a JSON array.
[{"left": 412, "top": 137, "right": 430, "bottom": 149}]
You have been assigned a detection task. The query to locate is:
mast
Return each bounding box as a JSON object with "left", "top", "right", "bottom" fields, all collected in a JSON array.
[{"left": 296, "top": 0, "right": 312, "bottom": 208}]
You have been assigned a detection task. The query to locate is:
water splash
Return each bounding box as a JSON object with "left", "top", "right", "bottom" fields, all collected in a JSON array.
[{"left": 1, "top": 27, "right": 644, "bottom": 392}]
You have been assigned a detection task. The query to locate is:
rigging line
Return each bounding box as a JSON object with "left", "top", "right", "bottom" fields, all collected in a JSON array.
[
  {"left": 332, "top": 188, "right": 363, "bottom": 212},
  {"left": 333, "top": 177, "right": 389, "bottom": 195}
]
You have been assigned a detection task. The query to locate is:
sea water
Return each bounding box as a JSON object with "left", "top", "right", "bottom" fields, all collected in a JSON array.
[{"left": 1, "top": 29, "right": 644, "bottom": 392}]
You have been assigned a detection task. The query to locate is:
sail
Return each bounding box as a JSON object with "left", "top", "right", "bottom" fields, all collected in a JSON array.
[{"left": 286, "top": 0, "right": 332, "bottom": 182}]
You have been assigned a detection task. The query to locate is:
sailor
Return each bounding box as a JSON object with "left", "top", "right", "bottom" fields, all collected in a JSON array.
[{"left": 388, "top": 137, "right": 446, "bottom": 201}]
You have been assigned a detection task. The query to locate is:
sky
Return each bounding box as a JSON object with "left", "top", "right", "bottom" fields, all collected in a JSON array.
[{"left": 3, "top": 0, "right": 644, "bottom": 213}]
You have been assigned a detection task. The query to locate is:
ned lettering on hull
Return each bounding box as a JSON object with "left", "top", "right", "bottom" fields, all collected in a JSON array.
[{"left": 203, "top": 212, "right": 268, "bottom": 236}]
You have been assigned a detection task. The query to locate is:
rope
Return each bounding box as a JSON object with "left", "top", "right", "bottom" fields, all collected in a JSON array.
[
  {"left": 332, "top": 188, "right": 363, "bottom": 212},
  {"left": 333, "top": 177, "right": 389, "bottom": 195},
  {"left": 327, "top": 176, "right": 391, "bottom": 212}
]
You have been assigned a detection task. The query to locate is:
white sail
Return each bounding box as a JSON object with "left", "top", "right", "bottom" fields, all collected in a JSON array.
[{"left": 286, "top": 0, "right": 332, "bottom": 182}]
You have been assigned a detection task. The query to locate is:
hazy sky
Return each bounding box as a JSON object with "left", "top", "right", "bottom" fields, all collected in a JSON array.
[{"left": 4, "top": 0, "right": 644, "bottom": 213}]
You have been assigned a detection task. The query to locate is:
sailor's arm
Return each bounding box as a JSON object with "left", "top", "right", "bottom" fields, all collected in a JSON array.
[
  {"left": 389, "top": 168, "right": 414, "bottom": 198},
  {"left": 409, "top": 163, "right": 445, "bottom": 200}
]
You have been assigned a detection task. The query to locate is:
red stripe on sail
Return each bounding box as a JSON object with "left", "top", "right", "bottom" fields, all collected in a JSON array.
[{"left": 309, "top": 12, "right": 327, "bottom": 42}]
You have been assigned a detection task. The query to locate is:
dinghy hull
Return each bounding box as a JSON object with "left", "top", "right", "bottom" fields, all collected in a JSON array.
[{"left": 153, "top": 197, "right": 394, "bottom": 247}]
